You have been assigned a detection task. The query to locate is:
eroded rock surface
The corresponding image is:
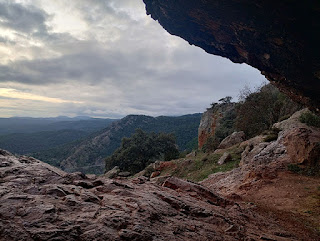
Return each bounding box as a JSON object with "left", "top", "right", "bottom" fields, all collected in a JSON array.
[
  {"left": 143, "top": 0, "right": 320, "bottom": 111},
  {"left": 0, "top": 150, "right": 306, "bottom": 240},
  {"left": 202, "top": 109, "right": 320, "bottom": 196}
]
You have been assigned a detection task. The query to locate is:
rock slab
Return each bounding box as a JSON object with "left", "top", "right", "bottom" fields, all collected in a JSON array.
[{"left": 0, "top": 150, "right": 301, "bottom": 240}]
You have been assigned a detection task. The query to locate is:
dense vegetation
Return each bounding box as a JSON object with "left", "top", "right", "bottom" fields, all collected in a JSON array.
[
  {"left": 235, "top": 84, "right": 302, "bottom": 138},
  {"left": 0, "top": 117, "right": 116, "bottom": 155},
  {"left": 299, "top": 111, "right": 320, "bottom": 128},
  {"left": 0, "top": 130, "right": 88, "bottom": 154},
  {"left": 0, "top": 117, "right": 116, "bottom": 135},
  {"left": 105, "top": 129, "right": 179, "bottom": 174}
]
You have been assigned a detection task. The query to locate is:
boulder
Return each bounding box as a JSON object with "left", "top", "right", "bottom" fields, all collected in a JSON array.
[
  {"left": 218, "top": 131, "right": 246, "bottom": 149},
  {"left": 118, "top": 171, "right": 131, "bottom": 177},
  {"left": 202, "top": 110, "right": 320, "bottom": 198},
  {"left": 104, "top": 166, "right": 120, "bottom": 178},
  {"left": 283, "top": 128, "right": 320, "bottom": 166},
  {"left": 218, "top": 152, "right": 232, "bottom": 165}
]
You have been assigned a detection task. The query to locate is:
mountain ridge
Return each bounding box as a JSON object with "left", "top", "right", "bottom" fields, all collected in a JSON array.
[{"left": 33, "top": 113, "right": 202, "bottom": 174}]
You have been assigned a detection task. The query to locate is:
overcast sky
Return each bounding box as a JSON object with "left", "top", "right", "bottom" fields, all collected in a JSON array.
[{"left": 0, "top": 0, "right": 266, "bottom": 118}]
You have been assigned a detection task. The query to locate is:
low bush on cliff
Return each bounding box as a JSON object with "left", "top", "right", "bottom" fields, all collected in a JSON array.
[
  {"left": 263, "top": 127, "right": 280, "bottom": 142},
  {"left": 236, "top": 84, "right": 302, "bottom": 138},
  {"left": 105, "top": 129, "right": 179, "bottom": 174},
  {"left": 288, "top": 163, "right": 320, "bottom": 176},
  {"left": 299, "top": 111, "right": 320, "bottom": 128}
]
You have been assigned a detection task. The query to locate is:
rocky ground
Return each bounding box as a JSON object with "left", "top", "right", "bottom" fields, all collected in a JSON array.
[
  {"left": 0, "top": 149, "right": 317, "bottom": 240},
  {"left": 201, "top": 110, "right": 320, "bottom": 238}
]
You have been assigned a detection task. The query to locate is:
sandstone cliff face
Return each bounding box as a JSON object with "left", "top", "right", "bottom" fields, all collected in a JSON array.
[
  {"left": 198, "top": 103, "right": 235, "bottom": 149},
  {"left": 143, "top": 0, "right": 320, "bottom": 112},
  {"left": 0, "top": 150, "right": 309, "bottom": 240}
]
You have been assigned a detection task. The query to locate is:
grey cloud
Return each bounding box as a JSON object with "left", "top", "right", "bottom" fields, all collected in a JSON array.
[
  {"left": 0, "top": 0, "right": 266, "bottom": 118},
  {"left": 0, "top": 36, "right": 14, "bottom": 44},
  {"left": 78, "top": 0, "right": 132, "bottom": 23},
  {"left": 0, "top": 2, "right": 49, "bottom": 35}
]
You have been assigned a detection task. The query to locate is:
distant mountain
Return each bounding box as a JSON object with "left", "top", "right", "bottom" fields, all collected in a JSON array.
[
  {"left": 0, "top": 117, "right": 118, "bottom": 155},
  {"left": 0, "top": 130, "right": 89, "bottom": 154},
  {"left": 32, "top": 114, "right": 202, "bottom": 174},
  {"left": 0, "top": 117, "right": 117, "bottom": 135}
]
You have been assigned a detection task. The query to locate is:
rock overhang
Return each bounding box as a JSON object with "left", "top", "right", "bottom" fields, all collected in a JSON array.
[{"left": 143, "top": 0, "right": 320, "bottom": 112}]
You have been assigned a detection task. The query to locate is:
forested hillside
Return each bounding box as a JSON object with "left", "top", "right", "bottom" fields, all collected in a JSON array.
[
  {"left": 0, "top": 117, "right": 117, "bottom": 155},
  {"left": 33, "top": 114, "right": 202, "bottom": 174}
]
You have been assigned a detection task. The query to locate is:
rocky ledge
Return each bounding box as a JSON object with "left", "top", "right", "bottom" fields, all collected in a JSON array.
[{"left": 0, "top": 150, "right": 307, "bottom": 240}]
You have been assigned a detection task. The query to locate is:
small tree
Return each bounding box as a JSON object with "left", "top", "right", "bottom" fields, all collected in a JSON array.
[{"left": 219, "top": 96, "right": 232, "bottom": 104}]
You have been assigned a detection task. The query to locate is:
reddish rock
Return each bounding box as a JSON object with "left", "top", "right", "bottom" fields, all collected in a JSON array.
[
  {"left": 198, "top": 103, "right": 235, "bottom": 149},
  {"left": 283, "top": 127, "right": 320, "bottom": 166},
  {"left": 0, "top": 150, "right": 305, "bottom": 240},
  {"left": 150, "top": 171, "right": 160, "bottom": 178}
]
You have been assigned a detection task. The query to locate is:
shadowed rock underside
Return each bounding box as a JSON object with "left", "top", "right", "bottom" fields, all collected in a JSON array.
[{"left": 143, "top": 0, "right": 320, "bottom": 112}]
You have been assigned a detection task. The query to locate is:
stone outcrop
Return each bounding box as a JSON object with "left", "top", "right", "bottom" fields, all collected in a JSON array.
[
  {"left": 198, "top": 103, "right": 235, "bottom": 149},
  {"left": 218, "top": 131, "right": 246, "bottom": 149},
  {"left": 276, "top": 110, "right": 320, "bottom": 166},
  {"left": 0, "top": 150, "right": 307, "bottom": 240},
  {"left": 104, "top": 166, "right": 120, "bottom": 178},
  {"left": 201, "top": 110, "right": 320, "bottom": 196},
  {"left": 218, "top": 152, "right": 232, "bottom": 165},
  {"left": 143, "top": 0, "right": 320, "bottom": 112}
]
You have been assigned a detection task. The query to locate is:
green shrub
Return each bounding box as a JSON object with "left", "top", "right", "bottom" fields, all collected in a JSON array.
[
  {"left": 179, "top": 151, "right": 188, "bottom": 158},
  {"left": 287, "top": 163, "right": 320, "bottom": 176},
  {"left": 263, "top": 127, "right": 280, "bottom": 142},
  {"left": 263, "top": 133, "right": 278, "bottom": 142},
  {"left": 299, "top": 112, "right": 320, "bottom": 128}
]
